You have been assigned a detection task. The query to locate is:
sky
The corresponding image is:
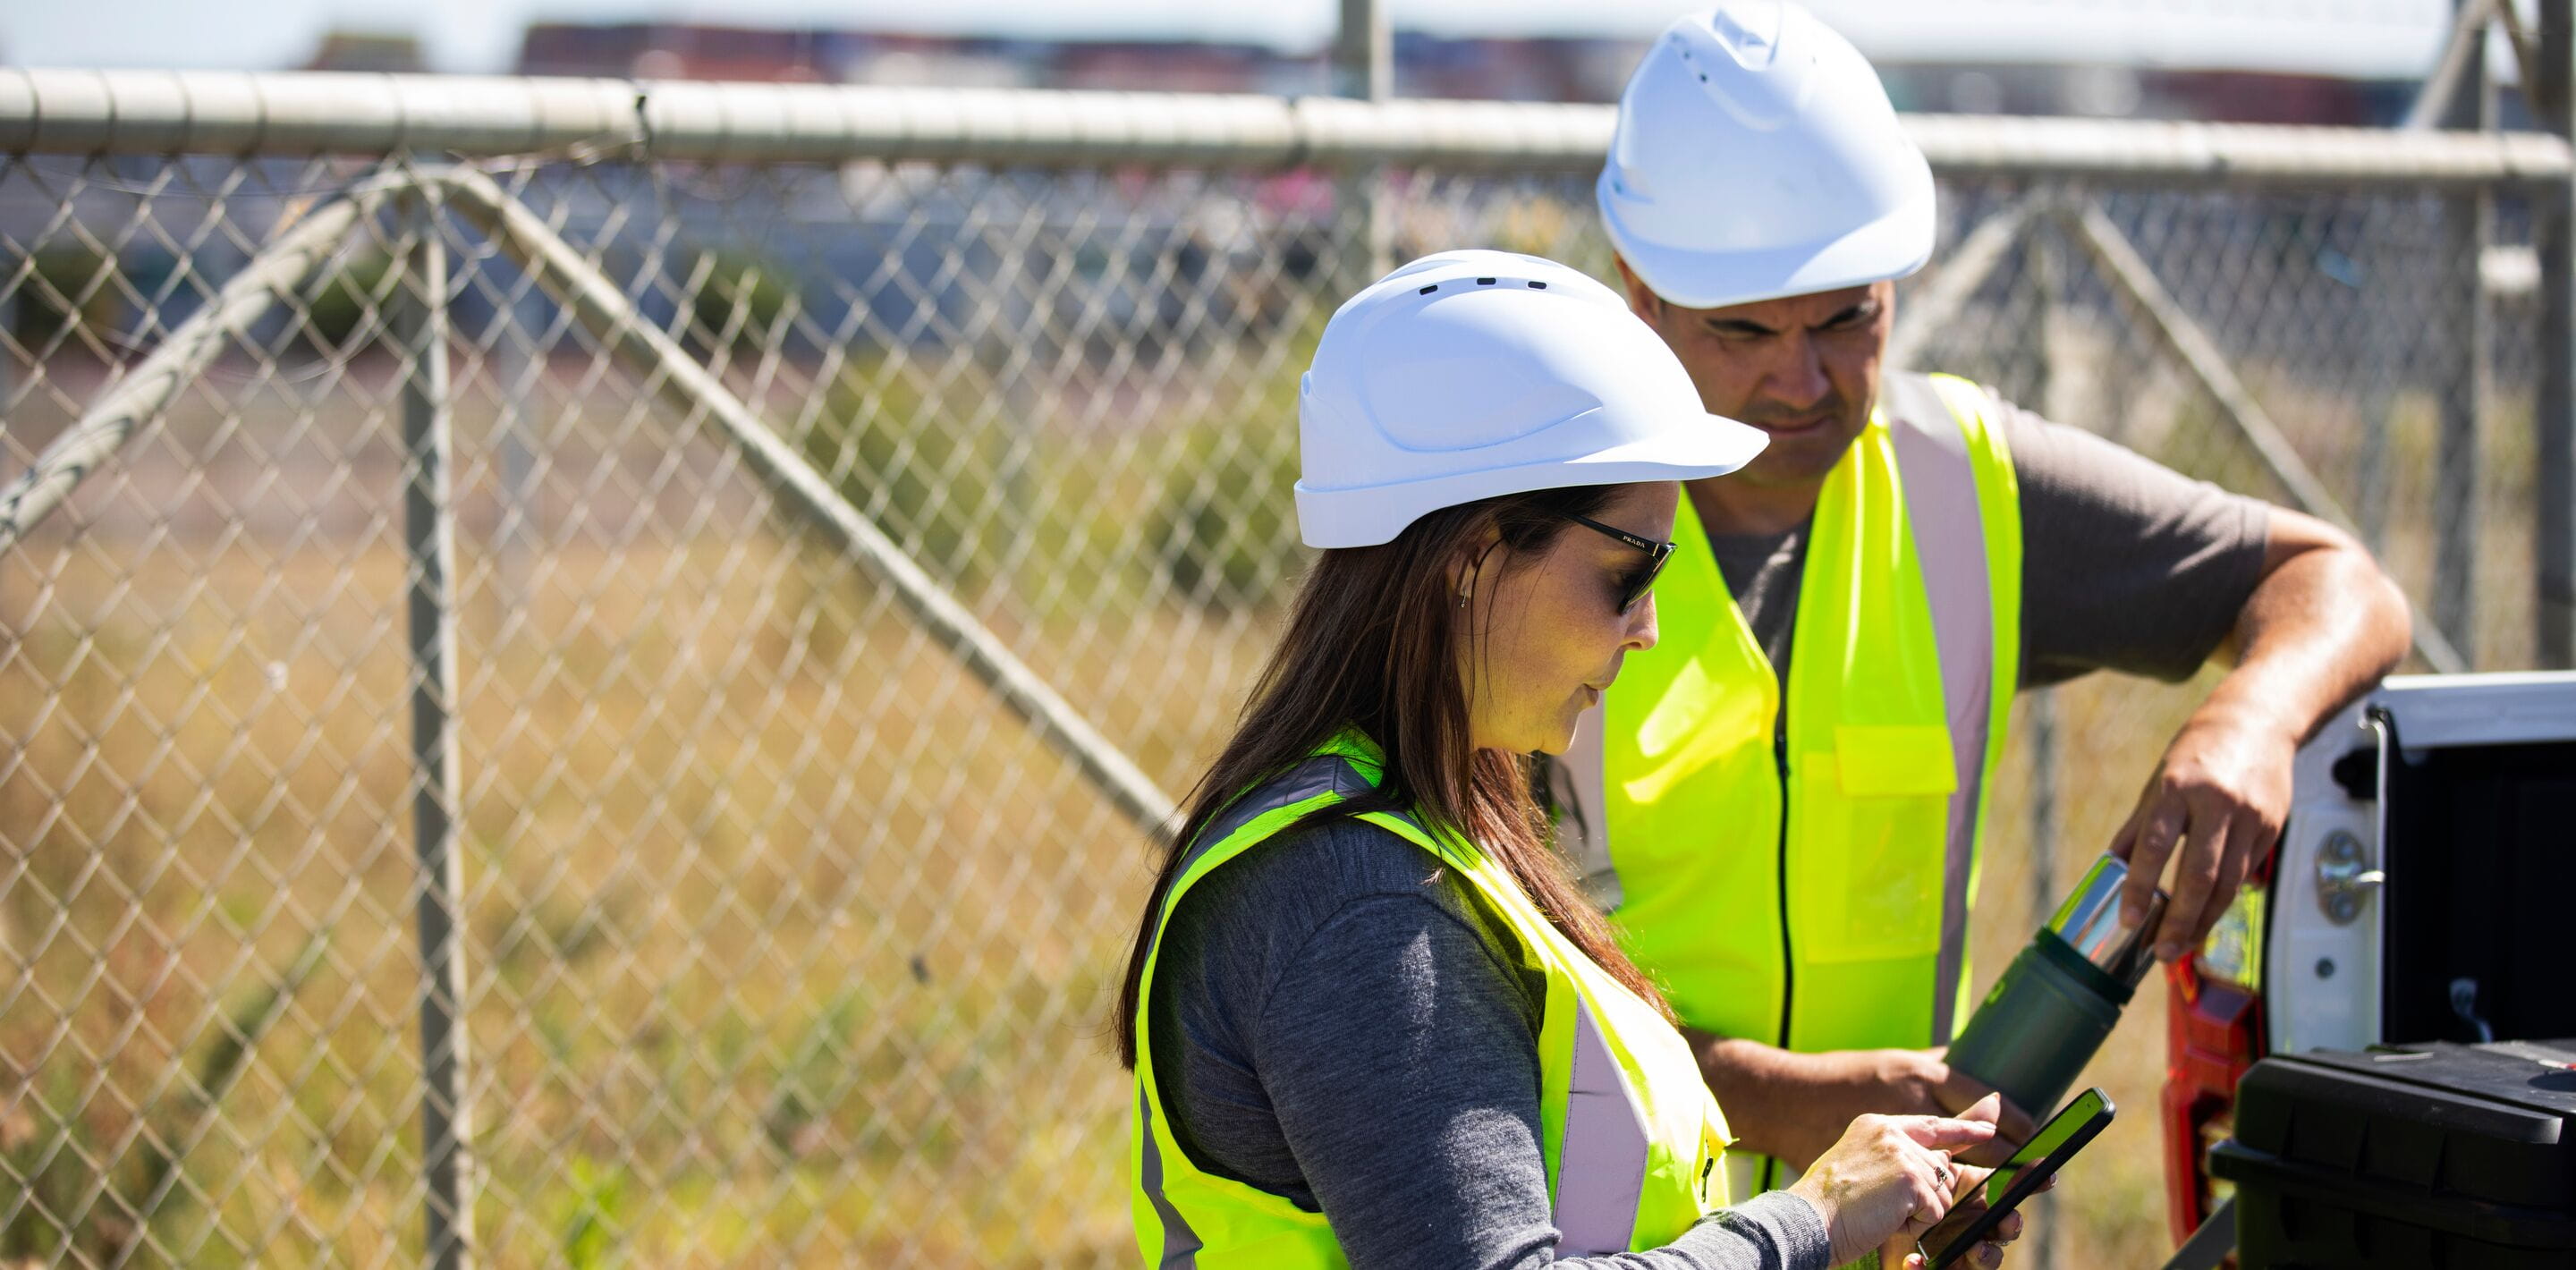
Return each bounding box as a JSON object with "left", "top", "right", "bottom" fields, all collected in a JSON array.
[{"left": 0, "top": 0, "right": 2489, "bottom": 81}]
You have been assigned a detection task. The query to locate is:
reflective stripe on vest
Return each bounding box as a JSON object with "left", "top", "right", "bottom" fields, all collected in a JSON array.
[
  {"left": 1556, "top": 995, "right": 1652, "bottom": 1255},
  {"left": 1132, "top": 736, "right": 1732, "bottom": 1268},
  {"left": 1548, "top": 372, "right": 2021, "bottom": 1178},
  {"left": 1882, "top": 372, "right": 2002, "bottom": 1041},
  {"left": 1137, "top": 1085, "right": 1204, "bottom": 1267}
]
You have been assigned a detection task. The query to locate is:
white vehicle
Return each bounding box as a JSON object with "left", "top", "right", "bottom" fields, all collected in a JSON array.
[{"left": 2162, "top": 672, "right": 2576, "bottom": 1243}]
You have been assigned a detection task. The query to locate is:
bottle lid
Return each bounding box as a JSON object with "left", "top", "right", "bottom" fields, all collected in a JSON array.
[{"left": 2047, "top": 853, "right": 2169, "bottom": 987}]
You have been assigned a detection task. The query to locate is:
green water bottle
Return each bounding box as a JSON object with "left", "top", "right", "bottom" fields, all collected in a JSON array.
[{"left": 1945, "top": 854, "right": 2168, "bottom": 1119}]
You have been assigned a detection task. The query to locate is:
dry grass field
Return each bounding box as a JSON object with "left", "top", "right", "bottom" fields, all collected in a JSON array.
[
  {"left": 0, "top": 528, "right": 2201, "bottom": 1269},
  {"left": 0, "top": 302, "right": 2538, "bottom": 1270}
]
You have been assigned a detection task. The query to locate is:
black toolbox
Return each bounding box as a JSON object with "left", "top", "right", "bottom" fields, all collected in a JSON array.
[{"left": 2210, "top": 1040, "right": 2576, "bottom": 1268}]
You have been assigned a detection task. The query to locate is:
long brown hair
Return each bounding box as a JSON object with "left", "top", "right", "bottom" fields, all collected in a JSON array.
[{"left": 1114, "top": 483, "right": 1672, "bottom": 1070}]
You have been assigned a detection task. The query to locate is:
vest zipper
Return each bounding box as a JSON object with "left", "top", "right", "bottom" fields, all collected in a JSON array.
[
  {"left": 1767, "top": 706, "right": 1792, "bottom": 1192},
  {"left": 1769, "top": 708, "right": 1792, "bottom": 1048}
]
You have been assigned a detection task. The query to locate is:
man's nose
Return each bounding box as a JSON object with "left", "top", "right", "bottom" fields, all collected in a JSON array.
[{"left": 1761, "top": 334, "right": 1832, "bottom": 411}]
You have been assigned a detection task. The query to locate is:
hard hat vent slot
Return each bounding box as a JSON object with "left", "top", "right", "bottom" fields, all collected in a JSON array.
[
  {"left": 1418, "top": 284, "right": 1438, "bottom": 294},
  {"left": 1477, "top": 277, "right": 1496, "bottom": 285},
  {"left": 1528, "top": 281, "right": 1546, "bottom": 289}
]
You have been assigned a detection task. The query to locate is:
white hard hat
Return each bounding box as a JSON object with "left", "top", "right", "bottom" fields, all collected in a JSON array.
[
  {"left": 1294, "top": 250, "right": 1767, "bottom": 549},
  {"left": 1597, "top": 1, "right": 1936, "bottom": 310}
]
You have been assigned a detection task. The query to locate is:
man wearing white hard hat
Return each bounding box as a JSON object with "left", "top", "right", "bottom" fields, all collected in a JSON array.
[{"left": 1558, "top": 0, "right": 2414, "bottom": 1198}]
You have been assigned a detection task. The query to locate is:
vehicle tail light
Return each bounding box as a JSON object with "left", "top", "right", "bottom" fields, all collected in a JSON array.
[{"left": 2163, "top": 876, "right": 2267, "bottom": 1249}]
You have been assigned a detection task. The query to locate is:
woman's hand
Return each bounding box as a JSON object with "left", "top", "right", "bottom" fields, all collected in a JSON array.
[{"left": 1786, "top": 1094, "right": 2002, "bottom": 1267}]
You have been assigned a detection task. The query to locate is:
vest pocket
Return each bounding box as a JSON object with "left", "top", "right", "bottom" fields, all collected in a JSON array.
[{"left": 1791, "top": 725, "right": 1955, "bottom": 962}]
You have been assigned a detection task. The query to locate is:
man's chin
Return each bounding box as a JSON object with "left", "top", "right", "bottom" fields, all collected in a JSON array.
[{"left": 1739, "top": 436, "right": 1859, "bottom": 487}]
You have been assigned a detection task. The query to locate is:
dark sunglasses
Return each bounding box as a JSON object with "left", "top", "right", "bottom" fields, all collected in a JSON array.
[{"left": 1560, "top": 511, "right": 1674, "bottom": 613}]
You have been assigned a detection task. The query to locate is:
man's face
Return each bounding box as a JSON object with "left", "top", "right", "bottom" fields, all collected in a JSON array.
[{"left": 1616, "top": 267, "right": 1894, "bottom": 492}]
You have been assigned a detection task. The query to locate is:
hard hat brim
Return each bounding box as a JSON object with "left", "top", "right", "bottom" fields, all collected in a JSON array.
[
  {"left": 1599, "top": 164, "right": 1936, "bottom": 312},
  {"left": 1294, "top": 409, "right": 1768, "bottom": 548}
]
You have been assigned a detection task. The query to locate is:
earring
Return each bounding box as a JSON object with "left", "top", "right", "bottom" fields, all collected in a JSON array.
[{"left": 1457, "top": 592, "right": 1470, "bottom": 609}]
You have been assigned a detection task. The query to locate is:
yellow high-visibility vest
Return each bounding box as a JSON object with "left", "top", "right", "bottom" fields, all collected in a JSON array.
[
  {"left": 1551, "top": 372, "right": 2023, "bottom": 1196},
  {"left": 1131, "top": 731, "right": 1732, "bottom": 1268}
]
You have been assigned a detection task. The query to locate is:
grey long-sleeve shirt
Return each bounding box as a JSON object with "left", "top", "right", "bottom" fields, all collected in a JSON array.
[{"left": 1147, "top": 816, "right": 1834, "bottom": 1270}]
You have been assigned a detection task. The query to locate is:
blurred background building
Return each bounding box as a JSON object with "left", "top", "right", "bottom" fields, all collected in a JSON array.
[
  {"left": 453, "top": 18, "right": 2424, "bottom": 123},
  {"left": 10, "top": 1, "right": 2499, "bottom": 126}
]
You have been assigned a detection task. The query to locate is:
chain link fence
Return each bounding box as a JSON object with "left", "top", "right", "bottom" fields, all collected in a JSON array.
[{"left": 0, "top": 72, "right": 2563, "bottom": 1268}]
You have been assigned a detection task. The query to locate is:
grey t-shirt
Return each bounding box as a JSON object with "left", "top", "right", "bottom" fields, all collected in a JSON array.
[
  {"left": 1707, "top": 385, "right": 2271, "bottom": 689},
  {"left": 1148, "top": 816, "right": 1834, "bottom": 1270}
]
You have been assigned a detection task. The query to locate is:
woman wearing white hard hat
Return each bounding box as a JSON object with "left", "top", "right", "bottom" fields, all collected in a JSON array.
[{"left": 1115, "top": 250, "right": 2016, "bottom": 1269}]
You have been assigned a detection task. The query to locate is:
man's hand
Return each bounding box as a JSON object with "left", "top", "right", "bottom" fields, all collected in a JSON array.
[
  {"left": 1690, "top": 1036, "right": 2037, "bottom": 1171},
  {"left": 2112, "top": 508, "right": 2410, "bottom": 962},
  {"left": 1915, "top": 1161, "right": 2034, "bottom": 1270},
  {"left": 2110, "top": 700, "right": 2293, "bottom": 963}
]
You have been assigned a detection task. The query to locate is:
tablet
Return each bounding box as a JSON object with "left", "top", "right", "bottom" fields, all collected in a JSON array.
[{"left": 1925, "top": 1087, "right": 2115, "bottom": 1270}]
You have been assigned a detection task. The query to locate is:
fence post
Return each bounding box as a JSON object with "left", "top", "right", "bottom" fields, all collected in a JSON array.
[
  {"left": 2356, "top": 245, "right": 2393, "bottom": 555},
  {"left": 2024, "top": 216, "right": 2067, "bottom": 1270},
  {"left": 2540, "top": 0, "right": 2576, "bottom": 667},
  {"left": 396, "top": 184, "right": 477, "bottom": 1270},
  {"left": 2435, "top": 0, "right": 2494, "bottom": 663},
  {"left": 2021, "top": 688, "right": 2061, "bottom": 1256},
  {"left": 1331, "top": 0, "right": 1392, "bottom": 292},
  {"left": 0, "top": 287, "right": 13, "bottom": 417}
]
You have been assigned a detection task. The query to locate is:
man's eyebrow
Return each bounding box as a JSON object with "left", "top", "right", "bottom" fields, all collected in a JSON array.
[
  {"left": 1823, "top": 298, "right": 1880, "bottom": 326},
  {"left": 1701, "top": 315, "right": 1777, "bottom": 336}
]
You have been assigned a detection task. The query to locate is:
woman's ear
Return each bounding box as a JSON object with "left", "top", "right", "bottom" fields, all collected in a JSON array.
[{"left": 1448, "top": 528, "right": 1504, "bottom": 607}]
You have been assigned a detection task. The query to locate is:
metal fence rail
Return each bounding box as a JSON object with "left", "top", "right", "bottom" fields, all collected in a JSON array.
[
  {"left": 7, "top": 68, "right": 2576, "bottom": 182},
  {"left": 0, "top": 70, "right": 2563, "bottom": 1269}
]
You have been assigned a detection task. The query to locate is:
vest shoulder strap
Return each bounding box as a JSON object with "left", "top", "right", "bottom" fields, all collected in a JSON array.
[
  {"left": 1879, "top": 372, "right": 2000, "bottom": 686},
  {"left": 1174, "top": 754, "right": 1377, "bottom": 877},
  {"left": 1165, "top": 754, "right": 1491, "bottom": 936}
]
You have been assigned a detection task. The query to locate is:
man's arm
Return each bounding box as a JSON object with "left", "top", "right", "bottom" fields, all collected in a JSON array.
[
  {"left": 1685, "top": 1030, "right": 2038, "bottom": 1172},
  {"left": 2113, "top": 507, "right": 2411, "bottom": 959}
]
